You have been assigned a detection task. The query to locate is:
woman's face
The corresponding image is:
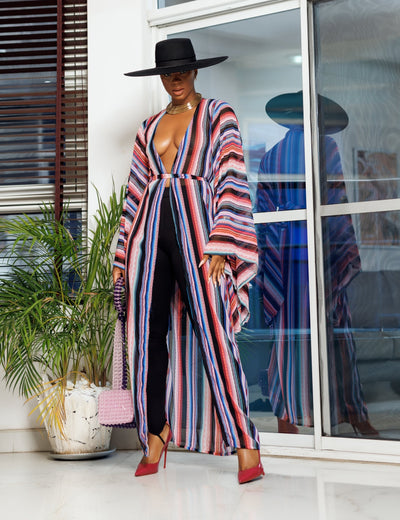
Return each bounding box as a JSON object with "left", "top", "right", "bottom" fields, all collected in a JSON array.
[{"left": 160, "top": 70, "right": 198, "bottom": 106}]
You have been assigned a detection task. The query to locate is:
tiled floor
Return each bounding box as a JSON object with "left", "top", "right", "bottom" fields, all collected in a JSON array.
[{"left": 1, "top": 450, "right": 400, "bottom": 520}]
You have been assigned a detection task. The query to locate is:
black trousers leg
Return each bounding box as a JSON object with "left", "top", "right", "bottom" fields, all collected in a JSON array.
[
  {"left": 146, "top": 189, "right": 183, "bottom": 435},
  {"left": 146, "top": 237, "right": 173, "bottom": 434}
]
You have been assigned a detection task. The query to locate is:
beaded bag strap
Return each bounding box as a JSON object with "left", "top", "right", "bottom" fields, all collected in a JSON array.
[{"left": 112, "top": 277, "right": 128, "bottom": 390}]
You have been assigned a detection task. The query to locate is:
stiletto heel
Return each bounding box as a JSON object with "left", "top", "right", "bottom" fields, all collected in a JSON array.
[
  {"left": 238, "top": 451, "right": 265, "bottom": 485},
  {"left": 351, "top": 420, "right": 379, "bottom": 438},
  {"left": 163, "top": 440, "right": 168, "bottom": 469},
  {"left": 135, "top": 426, "right": 173, "bottom": 477}
]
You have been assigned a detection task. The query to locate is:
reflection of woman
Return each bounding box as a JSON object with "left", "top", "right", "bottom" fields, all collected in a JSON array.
[
  {"left": 256, "top": 92, "right": 376, "bottom": 435},
  {"left": 112, "top": 38, "right": 264, "bottom": 483}
]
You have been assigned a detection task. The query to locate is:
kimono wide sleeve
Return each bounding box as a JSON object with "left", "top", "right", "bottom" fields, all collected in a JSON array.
[
  {"left": 255, "top": 180, "right": 285, "bottom": 326},
  {"left": 203, "top": 103, "right": 258, "bottom": 331},
  {"left": 114, "top": 122, "right": 150, "bottom": 270},
  {"left": 324, "top": 136, "right": 361, "bottom": 307}
]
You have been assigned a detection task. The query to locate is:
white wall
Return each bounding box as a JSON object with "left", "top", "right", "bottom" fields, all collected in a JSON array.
[
  {"left": 87, "top": 0, "right": 154, "bottom": 223},
  {"left": 0, "top": 0, "right": 152, "bottom": 453},
  {"left": 0, "top": 368, "right": 49, "bottom": 452}
]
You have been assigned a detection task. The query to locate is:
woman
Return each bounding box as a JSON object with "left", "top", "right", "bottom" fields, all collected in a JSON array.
[{"left": 112, "top": 38, "right": 264, "bottom": 484}]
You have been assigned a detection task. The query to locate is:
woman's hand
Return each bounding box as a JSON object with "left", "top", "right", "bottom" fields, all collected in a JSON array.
[
  {"left": 199, "top": 254, "right": 226, "bottom": 286},
  {"left": 112, "top": 266, "right": 125, "bottom": 285}
]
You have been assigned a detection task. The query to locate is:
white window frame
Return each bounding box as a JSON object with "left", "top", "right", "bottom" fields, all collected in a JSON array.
[{"left": 146, "top": 0, "right": 400, "bottom": 464}]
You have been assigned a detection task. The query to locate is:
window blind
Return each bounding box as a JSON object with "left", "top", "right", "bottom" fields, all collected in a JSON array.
[{"left": 0, "top": 0, "right": 88, "bottom": 220}]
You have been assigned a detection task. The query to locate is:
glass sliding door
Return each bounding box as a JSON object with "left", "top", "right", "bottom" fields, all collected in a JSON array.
[
  {"left": 170, "top": 8, "right": 316, "bottom": 436},
  {"left": 314, "top": 0, "right": 400, "bottom": 440}
]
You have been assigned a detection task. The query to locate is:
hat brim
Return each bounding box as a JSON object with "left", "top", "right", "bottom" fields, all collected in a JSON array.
[
  {"left": 124, "top": 56, "right": 228, "bottom": 77},
  {"left": 266, "top": 91, "right": 349, "bottom": 134}
]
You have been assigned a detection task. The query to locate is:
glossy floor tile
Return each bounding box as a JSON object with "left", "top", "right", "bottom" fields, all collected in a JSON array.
[{"left": 1, "top": 450, "right": 400, "bottom": 520}]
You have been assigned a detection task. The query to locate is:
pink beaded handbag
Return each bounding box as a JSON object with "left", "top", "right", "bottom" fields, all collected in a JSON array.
[{"left": 98, "top": 277, "right": 135, "bottom": 428}]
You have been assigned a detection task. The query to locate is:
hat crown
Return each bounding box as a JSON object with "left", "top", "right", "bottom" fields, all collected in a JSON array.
[
  {"left": 124, "top": 37, "right": 227, "bottom": 77},
  {"left": 155, "top": 38, "right": 196, "bottom": 67},
  {"left": 266, "top": 90, "right": 349, "bottom": 134}
]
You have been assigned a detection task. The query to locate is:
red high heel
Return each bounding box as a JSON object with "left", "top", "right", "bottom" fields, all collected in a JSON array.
[
  {"left": 238, "top": 451, "right": 265, "bottom": 485},
  {"left": 278, "top": 418, "right": 299, "bottom": 434},
  {"left": 351, "top": 420, "right": 379, "bottom": 438},
  {"left": 135, "top": 427, "right": 173, "bottom": 477}
]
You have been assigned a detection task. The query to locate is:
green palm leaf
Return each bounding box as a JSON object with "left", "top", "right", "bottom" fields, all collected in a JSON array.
[{"left": 0, "top": 186, "right": 124, "bottom": 428}]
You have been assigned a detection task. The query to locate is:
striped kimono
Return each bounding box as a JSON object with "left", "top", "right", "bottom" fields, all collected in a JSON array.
[
  {"left": 256, "top": 128, "right": 368, "bottom": 427},
  {"left": 114, "top": 98, "right": 260, "bottom": 455}
]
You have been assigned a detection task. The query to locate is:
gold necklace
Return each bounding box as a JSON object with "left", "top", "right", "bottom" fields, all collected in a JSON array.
[{"left": 166, "top": 93, "right": 202, "bottom": 115}]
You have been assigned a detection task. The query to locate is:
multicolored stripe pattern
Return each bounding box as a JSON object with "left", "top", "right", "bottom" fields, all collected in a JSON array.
[
  {"left": 114, "top": 99, "right": 259, "bottom": 455},
  {"left": 256, "top": 128, "right": 368, "bottom": 427}
]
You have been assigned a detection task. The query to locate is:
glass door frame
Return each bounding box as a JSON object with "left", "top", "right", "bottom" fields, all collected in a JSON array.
[
  {"left": 146, "top": 0, "right": 400, "bottom": 463},
  {"left": 308, "top": 0, "right": 400, "bottom": 460}
]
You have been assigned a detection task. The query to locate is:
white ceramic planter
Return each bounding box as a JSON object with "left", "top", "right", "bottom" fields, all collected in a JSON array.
[{"left": 42, "top": 380, "right": 112, "bottom": 455}]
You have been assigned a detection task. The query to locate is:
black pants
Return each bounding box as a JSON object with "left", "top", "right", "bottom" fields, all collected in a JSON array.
[{"left": 147, "top": 188, "right": 192, "bottom": 434}]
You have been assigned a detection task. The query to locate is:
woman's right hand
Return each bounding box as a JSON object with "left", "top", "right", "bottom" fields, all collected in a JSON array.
[
  {"left": 199, "top": 254, "right": 226, "bottom": 286},
  {"left": 112, "top": 266, "right": 125, "bottom": 285}
]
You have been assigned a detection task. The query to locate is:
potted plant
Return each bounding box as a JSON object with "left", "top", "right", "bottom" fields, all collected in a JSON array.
[{"left": 0, "top": 187, "right": 124, "bottom": 458}]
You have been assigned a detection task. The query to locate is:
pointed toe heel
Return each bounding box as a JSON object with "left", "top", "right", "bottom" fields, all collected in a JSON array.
[
  {"left": 238, "top": 452, "right": 265, "bottom": 485},
  {"left": 135, "top": 428, "right": 173, "bottom": 477},
  {"left": 351, "top": 420, "right": 379, "bottom": 438}
]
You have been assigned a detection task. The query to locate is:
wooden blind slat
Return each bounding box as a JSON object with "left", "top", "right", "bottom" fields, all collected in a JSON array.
[
  {"left": 0, "top": 0, "right": 88, "bottom": 225},
  {"left": 0, "top": 8, "right": 57, "bottom": 17},
  {"left": 0, "top": 1, "right": 57, "bottom": 8}
]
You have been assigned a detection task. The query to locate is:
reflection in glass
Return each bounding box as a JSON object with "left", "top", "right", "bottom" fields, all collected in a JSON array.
[
  {"left": 315, "top": 0, "right": 400, "bottom": 440},
  {"left": 322, "top": 210, "right": 372, "bottom": 434},
  {"left": 359, "top": 204, "right": 400, "bottom": 246},
  {"left": 255, "top": 91, "right": 311, "bottom": 433},
  {"left": 256, "top": 214, "right": 312, "bottom": 433},
  {"left": 326, "top": 211, "right": 400, "bottom": 439},
  {"left": 158, "top": 0, "right": 193, "bottom": 7},
  {"left": 314, "top": 0, "right": 400, "bottom": 205},
  {"left": 256, "top": 90, "right": 373, "bottom": 434}
]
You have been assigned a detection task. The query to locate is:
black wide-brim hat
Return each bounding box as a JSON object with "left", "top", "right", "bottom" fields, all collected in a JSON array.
[
  {"left": 266, "top": 91, "right": 349, "bottom": 134},
  {"left": 125, "top": 38, "right": 228, "bottom": 77}
]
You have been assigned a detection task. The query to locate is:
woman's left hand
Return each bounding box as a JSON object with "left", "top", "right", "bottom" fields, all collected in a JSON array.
[{"left": 199, "top": 254, "right": 226, "bottom": 286}]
